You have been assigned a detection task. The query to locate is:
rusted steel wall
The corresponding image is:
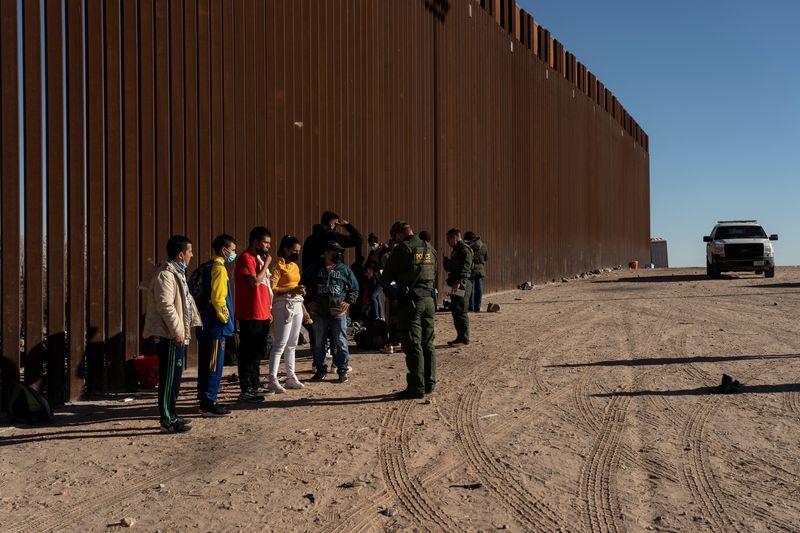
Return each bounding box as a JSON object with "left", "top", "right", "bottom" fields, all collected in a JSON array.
[{"left": 0, "top": 0, "right": 649, "bottom": 403}]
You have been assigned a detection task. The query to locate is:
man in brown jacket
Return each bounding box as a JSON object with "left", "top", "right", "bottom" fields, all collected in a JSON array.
[{"left": 143, "top": 235, "right": 202, "bottom": 433}]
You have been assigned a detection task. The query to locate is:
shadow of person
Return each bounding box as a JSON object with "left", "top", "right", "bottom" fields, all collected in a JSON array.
[
  {"left": 0, "top": 426, "right": 162, "bottom": 447},
  {"left": 230, "top": 392, "right": 397, "bottom": 411}
]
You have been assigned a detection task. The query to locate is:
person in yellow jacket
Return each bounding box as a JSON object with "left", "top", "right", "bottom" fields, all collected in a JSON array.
[
  {"left": 267, "top": 235, "right": 311, "bottom": 393},
  {"left": 196, "top": 234, "right": 237, "bottom": 416}
]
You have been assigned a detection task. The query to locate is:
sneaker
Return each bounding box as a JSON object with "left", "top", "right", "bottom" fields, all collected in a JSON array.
[
  {"left": 382, "top": 345, "right": 394, "bottom": 354},
  {"left": 161, "top": 419, "right": 192, "bottom": 433},
  {"left": 268, "top": 380, "right": 286, "bottom": 394},
  {"left": 176, "top": 417, "right": 193, "bottom": 426},
  {"left": 394, "top": 388, "right": 424, "bottom": 400},
  {"left": 200, "top": 403, "right": 231, "bottom": 417},
  {"left": 253, "top": 387, "right": 273, "bottom": 397},
  {"left": 285, "top": 376, "right": 305, "bottom": 390},
  {"left": 239, "top": 390, "right": 265, "bottom": 403},
  {"left": 338, "top": 372, "right": 349, "bottom": 383},
  {"left": 309, "top": 369, "right": 327, "bottom": 382}
]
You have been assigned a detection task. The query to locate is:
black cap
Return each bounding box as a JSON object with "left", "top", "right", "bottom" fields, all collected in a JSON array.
[
  {"left": 464, "top": 231, "right": 476, "bottom": 242},
  {"left": 324, "top": 240, "right": 344, "bottom": 252}
]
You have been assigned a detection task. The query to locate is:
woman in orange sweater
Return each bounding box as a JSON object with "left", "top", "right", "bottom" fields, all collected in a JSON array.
[{"left": 267, "top": 235, "right": 311, "bottom": 392}]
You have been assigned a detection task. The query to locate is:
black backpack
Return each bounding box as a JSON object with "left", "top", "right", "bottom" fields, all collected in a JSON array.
[
  {"left": 7, "top": 382, "right": 54, "bottom": 424},
  {"left": 355, "top": 318, "right": 389, "bottom": 350},
  {"left": 188, "top": 259, "right": 215, "bottom": 312}
]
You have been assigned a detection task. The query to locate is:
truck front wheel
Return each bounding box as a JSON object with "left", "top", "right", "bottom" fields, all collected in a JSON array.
[
  {"left": 765, "top": 267, "right": 775, "bottom": 278},
  {"left": 707, "top": 262, "right": 721, "bottom": 279}
]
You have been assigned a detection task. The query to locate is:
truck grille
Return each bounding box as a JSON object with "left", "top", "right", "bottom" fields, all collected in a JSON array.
[{"left": 725, "top": 243, "right": 763, "bottom": 258}]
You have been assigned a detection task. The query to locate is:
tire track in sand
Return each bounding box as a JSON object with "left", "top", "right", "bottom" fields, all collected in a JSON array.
[
  {"left": 576, "top": 310, "right": 672, "bottom": 533},
  {"left": 455, "top": 387, "right": 568, "bottom": 532},
  {"left": 377, "top": 400, "right": 462, "bottom": 532},
  {"left": 679, "top": 363, "right": 799, "bottom": 533},
  {"left": 675, "top": 296, "right": 800, "bottom": 532}
]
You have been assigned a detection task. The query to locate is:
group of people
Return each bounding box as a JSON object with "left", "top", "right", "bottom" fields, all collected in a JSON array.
[{"left": 141, "top": 211, "right": 488, "bottom": 433}]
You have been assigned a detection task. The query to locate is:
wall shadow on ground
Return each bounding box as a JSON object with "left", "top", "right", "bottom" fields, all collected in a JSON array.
[
  {"left": 546, "top": 353, "right": 800, "bottom": 369},
  {"left": 593, "top": 382, "right": 800, "bottom": 398},
  {"left": 592, "top": 274, "right": 728, "bottom": 283}
]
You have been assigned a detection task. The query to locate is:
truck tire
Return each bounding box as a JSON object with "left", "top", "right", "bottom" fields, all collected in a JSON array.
[
  {"left": 707, "top": 262, "right": 721, "bottom": 279},
  {"left": 765, "top": 267, "right": 775, "bottom": 278}
]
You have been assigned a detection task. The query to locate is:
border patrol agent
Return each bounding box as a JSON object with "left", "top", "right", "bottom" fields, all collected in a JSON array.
[
  {"left": 445, "top": 228, "right": 473, "bottom": 345},
  {"left": 382, "top": 221, "right": 438, "bottom": 399}
]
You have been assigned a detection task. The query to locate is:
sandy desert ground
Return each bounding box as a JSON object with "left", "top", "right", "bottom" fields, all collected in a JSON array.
[{"left": 3, "top": 267, "right": 800, "bottom": 532}]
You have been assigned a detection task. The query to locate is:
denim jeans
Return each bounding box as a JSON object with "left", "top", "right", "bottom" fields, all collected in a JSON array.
[
  {"left": 469, "top": 276, "right": 485, "bottom": 312},
  {"left": 311, "top": 315, "right": 349, "bottom": 373},
  {"left": 367, "top": 284, "right": 384, "bottom": 320}
]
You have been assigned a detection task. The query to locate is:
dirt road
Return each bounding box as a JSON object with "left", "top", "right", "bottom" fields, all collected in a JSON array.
[{"left": 3, "top": 267, "right": 800, "bottom": 532}]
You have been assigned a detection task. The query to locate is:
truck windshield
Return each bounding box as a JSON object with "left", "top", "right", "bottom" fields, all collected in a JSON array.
[{"left": 715, "top": 226, "right": 767, "bottom": 239}]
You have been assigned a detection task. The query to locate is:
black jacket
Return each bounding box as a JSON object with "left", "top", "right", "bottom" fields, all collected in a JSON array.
[{"left": 301, "top": 223, "right": 364, "bottom": 271}]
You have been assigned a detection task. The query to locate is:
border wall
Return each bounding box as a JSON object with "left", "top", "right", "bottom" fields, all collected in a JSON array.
[{"left": 0, "top": 0, "right": 650, "bottom": 402}]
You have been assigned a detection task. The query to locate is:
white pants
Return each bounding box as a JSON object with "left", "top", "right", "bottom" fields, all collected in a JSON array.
[{"left": 269, "top": 296, "right": 304, "bottom": 379}]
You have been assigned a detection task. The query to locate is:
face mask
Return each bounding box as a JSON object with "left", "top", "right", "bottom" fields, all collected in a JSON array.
[
  {"left": 288, "top": 252, "right": 300, "bottom": 263},
  {"left": 225, "top": 251, "right": 237, "bottom": 264},
  {"left": 176, "top": 259, "right": 187, "bottom": 272}
]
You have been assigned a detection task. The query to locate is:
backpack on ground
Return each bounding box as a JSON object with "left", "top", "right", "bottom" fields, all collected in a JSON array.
[
  {"left": 188, "top": 259, "right": 215, "bottom": 312},
  {"left": 354, "top": 318, "right": 389, "bottom": 350},
  {"left": 7, "top": 381, "right": 54, "bottom": 424}
]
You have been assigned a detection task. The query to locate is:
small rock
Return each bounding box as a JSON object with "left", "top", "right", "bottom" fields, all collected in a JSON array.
[
  {"left": 121, "top": 517, "right": 135, "bottom": 528},
  {"left": 423, "top": 399, "right": 432, "bottom": 405},
  {"left": 381, "top": 507, "right": 398, "bottom": 517},
  {"left": 499, "top": 525, "right": 509, "bottom": 530},
  {"left": 304, "top": 493, "right": 316, "bottom": 504},
  {"left": 157, "top": 483, "right": 165, "bottom": 490}
]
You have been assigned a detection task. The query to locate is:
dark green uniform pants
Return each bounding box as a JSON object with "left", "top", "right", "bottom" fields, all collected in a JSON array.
[
  {"left": 450, "top": 280, "right": 472, "bottom": 342},
  {"left": 398, "top": 296, "right": 436, "bottom": 393}
]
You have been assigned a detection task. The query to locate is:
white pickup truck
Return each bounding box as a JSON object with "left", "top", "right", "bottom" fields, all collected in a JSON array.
[{"left": 703, "top": 220, "right": 778, "bottom": 278}]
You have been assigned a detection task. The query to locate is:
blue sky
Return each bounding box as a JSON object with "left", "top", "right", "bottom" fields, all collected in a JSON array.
[{"left": 519, "top": 0, "right": 800, "bottom": 266}]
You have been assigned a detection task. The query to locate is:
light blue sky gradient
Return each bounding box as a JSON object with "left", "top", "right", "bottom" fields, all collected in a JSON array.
[{"left": 519, "top": 0, "right": 800, "bottom": 266}]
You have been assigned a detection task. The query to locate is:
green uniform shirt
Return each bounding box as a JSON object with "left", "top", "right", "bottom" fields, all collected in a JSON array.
[
  {"left": 446, "top": 240, "right": 474, "bottom": 285},
  {"left": 382, "top": 235, "right": 437, "bottom": 294}
]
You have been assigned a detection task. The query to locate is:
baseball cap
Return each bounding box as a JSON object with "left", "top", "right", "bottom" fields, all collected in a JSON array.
[{"left": 324, "top": 241, "right": 344, "bottom": 252}]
